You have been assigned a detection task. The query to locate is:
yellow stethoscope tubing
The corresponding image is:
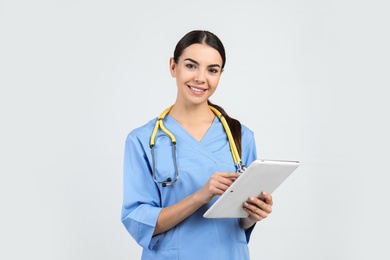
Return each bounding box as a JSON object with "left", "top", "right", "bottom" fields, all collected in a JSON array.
[
  {"left": 150, "top": 105, "right": 176, "bottom": 146},
  {"left": 150, "top": 105, "right": 241, "bottom": 163},
  {"left": 208, "top": 105, "right": 241, "bottom": 165},
  {"left": 149, "top": 105, "right": 245, "bottom": 187}
]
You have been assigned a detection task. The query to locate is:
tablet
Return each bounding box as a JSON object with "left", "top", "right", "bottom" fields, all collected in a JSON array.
[{"left": 203, "top": 159, "right": 300, "bottom": 218}]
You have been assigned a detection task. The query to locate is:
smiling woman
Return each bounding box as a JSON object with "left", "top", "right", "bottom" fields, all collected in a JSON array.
[
  {"left": 121, "top": 30, "right": 273, "bottom": 260},
  {"left": 170, "top": 44, "right": 222, "bottom": 105}
]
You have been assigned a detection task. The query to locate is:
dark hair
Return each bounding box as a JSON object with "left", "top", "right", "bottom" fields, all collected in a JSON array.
[
  {"left": 173, "top": 30, "right": 242, "bottom": 157},
  {"left": 173, "top": 30, "right": 226, "bottom": 69}
]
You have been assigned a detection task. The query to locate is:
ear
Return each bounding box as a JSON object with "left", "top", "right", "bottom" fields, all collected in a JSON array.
[{"left": 169, "top": 57, "right": 176, "bottom": 77}]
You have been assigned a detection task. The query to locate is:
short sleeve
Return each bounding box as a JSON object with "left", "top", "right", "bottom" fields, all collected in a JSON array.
[{"left": 121, "top": 131, "right": 163, "bottom": 249}]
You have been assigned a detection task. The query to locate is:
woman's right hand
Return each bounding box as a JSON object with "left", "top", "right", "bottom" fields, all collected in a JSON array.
[
  {"left": 197, "top": 171, "right": 239, "bottom": 204},
  {"left": 154, "top": 171, "right": 238, "bottom": 235}
]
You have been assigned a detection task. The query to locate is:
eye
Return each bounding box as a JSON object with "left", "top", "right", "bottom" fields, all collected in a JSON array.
[
  {"left": 185, "top": 63, "right": 196, "bottom": 69},
  {"left": 208, "top": 68, "right": 219, "bottom": 74}
]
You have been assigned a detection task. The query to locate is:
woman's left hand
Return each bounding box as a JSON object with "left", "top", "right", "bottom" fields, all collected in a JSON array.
[{"left": 242, "top": 192, "right": 273, "bottom": 223}]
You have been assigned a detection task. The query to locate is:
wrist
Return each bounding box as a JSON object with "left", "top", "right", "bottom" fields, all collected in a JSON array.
[
  {"left": 193, "top": 188, "right": 212, "bottom": 205},
  {"left": 241, "top": 217, "right": 256, "bottom": 230}
]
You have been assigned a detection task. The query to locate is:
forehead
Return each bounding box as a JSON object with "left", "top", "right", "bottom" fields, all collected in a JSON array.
[{"left": 179, "top": 44, "right": 223, "bottom": 65}]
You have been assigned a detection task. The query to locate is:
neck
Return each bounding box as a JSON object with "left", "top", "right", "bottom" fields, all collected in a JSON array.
[{"left": 169, "top": 102, "right": 214, "bottom": 125}]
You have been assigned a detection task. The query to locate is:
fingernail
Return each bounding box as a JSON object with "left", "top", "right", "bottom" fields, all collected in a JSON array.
[
  {"left": 250, "top": 197, "right": 255, "bottom": 201},
  {"left": 262, "top": 192, "right": 267, "bottom": 196},
  {"left": 244, "top": 202, "right": 248, "bottom": 207}
]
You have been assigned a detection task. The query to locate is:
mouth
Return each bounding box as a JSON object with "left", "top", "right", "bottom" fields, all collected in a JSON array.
[{"left": 187, "top": 85, "right": 207, "bottom": 93}]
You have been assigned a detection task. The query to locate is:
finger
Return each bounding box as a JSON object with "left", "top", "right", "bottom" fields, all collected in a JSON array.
[
  {"left": 213, "top": 172, "right": 237, "bottom": 186},
  {"left": 214, "top": 181, "right": 231, "bottom": 193},
  {"left": 217, "top": 171, "right": 238, "bottom": 179},
  {"left": 208, "top": 186, "right": 226, "bottom": 196},
  {"left": 225, "top": 172, "right": 239, "bottom": 182},
  {"left": 209, "top": 178, "right": 233, "bottom": 194},
  {"left": 242, "top": 208, "right": 263, "bottom": 221},
  {"left": 247, "top": 197, "right": 272, "bottom": 214},
  {"left": 242, "top": 202, "right": 268, "bottom": 220},
  {"left": 261, "top": 192, "right": 273, "bottom": 206},
  {"left": 208, "top": 172, "right": 238, "bottom": 195}
]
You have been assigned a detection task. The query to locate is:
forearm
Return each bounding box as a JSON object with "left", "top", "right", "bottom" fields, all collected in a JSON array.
[
  {"left": 240, "top": 217, "right": 256, "bottom": 230},
  {"left": 153, "top": 171, "right": 238, "bottom": 236},
  {"left": 153, "top": 191, "right": 206, "bottom": 236}
]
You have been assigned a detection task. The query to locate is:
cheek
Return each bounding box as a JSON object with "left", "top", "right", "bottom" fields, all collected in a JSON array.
[
  {"left": 209, "top": 76, "right": 221, "bottom": 87},
  {"left": 177, "top": 70, "right": 194, "bottom": 81}
]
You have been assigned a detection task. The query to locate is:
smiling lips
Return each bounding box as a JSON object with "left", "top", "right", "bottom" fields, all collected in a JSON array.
[{"left": 188, "top": 85, "right": 207, "bottom": 94}]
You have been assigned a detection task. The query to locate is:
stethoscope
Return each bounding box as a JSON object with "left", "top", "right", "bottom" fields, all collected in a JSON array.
[{"left": 150, "top": 105, "right": 246, "bottom": 187}]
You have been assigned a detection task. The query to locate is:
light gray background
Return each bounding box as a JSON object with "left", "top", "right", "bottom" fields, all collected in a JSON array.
[{"left": 1, "top": 0, "right": 389, "bottom": 259}]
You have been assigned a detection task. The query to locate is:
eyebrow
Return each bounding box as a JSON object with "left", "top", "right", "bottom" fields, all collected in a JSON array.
[{"left": 184, "top": 58, "right": 221, "bottom": 68}]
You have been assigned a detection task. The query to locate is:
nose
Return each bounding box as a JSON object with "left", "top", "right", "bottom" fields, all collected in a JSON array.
[{"left": 194, "top": 70, "right": 205, "bottom": 83}]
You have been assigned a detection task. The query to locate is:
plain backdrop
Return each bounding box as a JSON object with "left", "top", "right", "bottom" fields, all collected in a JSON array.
[{"left": 1, "top": 0, "right": 389, "bottom": 259}]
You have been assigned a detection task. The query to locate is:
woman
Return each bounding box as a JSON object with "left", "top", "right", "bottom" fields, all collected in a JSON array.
[{"left": 121, "top": 30, "right": 273, "bottom": 259}]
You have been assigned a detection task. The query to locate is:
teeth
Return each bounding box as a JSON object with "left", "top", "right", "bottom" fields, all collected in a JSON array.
[{"left": 190, "top": 86, "right": 204, "bottom": 92}]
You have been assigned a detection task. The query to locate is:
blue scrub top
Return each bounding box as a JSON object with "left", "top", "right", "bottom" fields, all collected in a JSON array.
[{"left": 121, "top": 115, "right": 257, "bottom": 259}]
